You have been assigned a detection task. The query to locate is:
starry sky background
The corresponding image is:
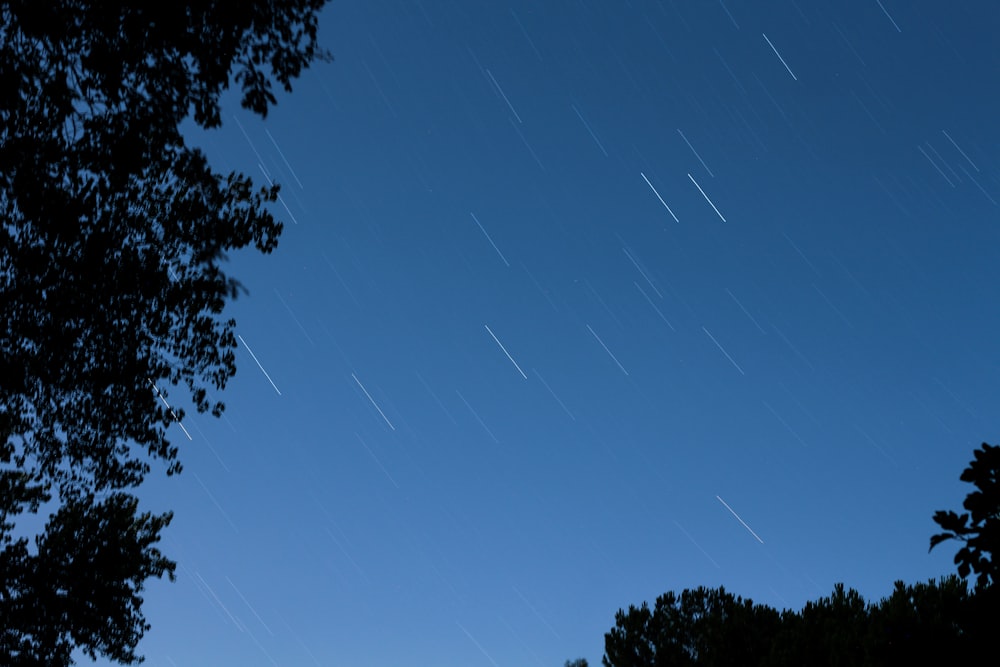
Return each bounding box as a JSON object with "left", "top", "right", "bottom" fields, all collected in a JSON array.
[{"left": 113, "top": 1, "right": 999, "bottom": 665}]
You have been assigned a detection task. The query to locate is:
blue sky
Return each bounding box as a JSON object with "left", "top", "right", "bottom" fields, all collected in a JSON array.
[{"left": 116, "top": 1, "right": 998, "bottom": 665}]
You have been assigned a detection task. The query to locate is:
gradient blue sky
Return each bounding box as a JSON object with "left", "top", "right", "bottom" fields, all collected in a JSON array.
[{"left": 113, "top": 1, "right": 999, "bottom": 665}]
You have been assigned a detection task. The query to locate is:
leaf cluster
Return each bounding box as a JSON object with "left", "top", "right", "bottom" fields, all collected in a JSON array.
[
  {"left": 930, "top": 442, "right": 1000, "bottom": 589},
  {"left": 602, "top": 577, "right": 981, "bottom": 667},
  {"left": 1, "top": 1, "right": 329, "bottom": 662},
  {"left": 0, "top": 487, "right": 175, "bottom": 665},
  {"left": 2, "top": 0, "right": 329, "bottom": 497}
]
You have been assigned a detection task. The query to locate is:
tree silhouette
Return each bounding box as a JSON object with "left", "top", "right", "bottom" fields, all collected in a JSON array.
[
  {"left": 600, "top": 577, "right": 977, "bottom": 667},
  {"left": 1, "top": 490, "right": 174, "bottom": 665},
  {"left": 866, "top": 577, "right": 973, "bottom": 664},
  {"left": 1, "top": 1, "right": 330, "bottom": 662},
  {"left": 775, "top": 583, "right": 870, "bottom": 667},
  {"left": 595, "top": 446, "right": 1000, "bottom": 667},
  {"left": 602, "top": 586, "right": 781, "bottom": 667},
  {"left": 930, "top": 442, "right": 1000, "bottom": 590}
]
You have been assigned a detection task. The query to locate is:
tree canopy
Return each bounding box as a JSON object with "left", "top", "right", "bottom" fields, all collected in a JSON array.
[
  {"left": 597, "top": 441, "right": 998, "bottom": 667},
  {"left": 2, "top": 0, "right": 330, "bottom": 496},
  {"left": 1, "top": 491, "right": 174, "bottom": 664},
  {"left": 601, "top": 577, "right": 977, "bottom": 667},
  {"left": 603, "top": 586, "right": 780, "bottom": 667},
  {"left": 930, "top": 442, "right": 1000, "bottom": 589},
  {"left": 1, "top": 1, "right": 330, "bottom": 662}
]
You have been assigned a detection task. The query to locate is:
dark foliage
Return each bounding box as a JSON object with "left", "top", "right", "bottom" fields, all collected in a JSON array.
[
  {"left": 930, "top": 442, "right": 1000, "bottom": 589},
  {"left": 1, "top": 0, "right": 330, "bottom": 496},
  {"left": 597, "top": 443, "right": 998, "bottom": 666},
  {"left": 774, "top": 583, "right": 870, "bottom": 667},
  {"left": 866, "top": 577, "right": 974, "bottom": 664},
  {"left": 0, "top": 490, "right": 174, "bottom": 665},
  {"left": 602, "top": 577, "right": 979, "bottom": 667},
  {"left": 1, "top": 0, "right": 330, "bottom": 662},
  {"left": 603, "top": 586, "right": 781, "bottom": 667}
]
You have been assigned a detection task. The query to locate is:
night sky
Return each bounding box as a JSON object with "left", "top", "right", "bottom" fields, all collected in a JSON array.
[{"left": 118, "top": 1, "right": 999, "bottom": 665}]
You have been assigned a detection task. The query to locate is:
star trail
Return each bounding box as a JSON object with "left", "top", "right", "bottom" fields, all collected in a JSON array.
[{"left": 128, "top": 2, "right": 1000, "bottom": 665}]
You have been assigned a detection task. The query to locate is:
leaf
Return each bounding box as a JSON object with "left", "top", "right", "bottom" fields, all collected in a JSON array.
[
  {"left": 929, "top": 533, "right": 954, "bottom": 552},
  {"left": 931, "top": 510, "right": 970, "bottom": 535}
]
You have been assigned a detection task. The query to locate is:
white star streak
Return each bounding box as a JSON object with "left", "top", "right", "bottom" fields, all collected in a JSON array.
[
  {"left": 194, "top": 571, "right": 241, "bottom": 628},
  {"left": 716, "top": 495, "right": 765, "bottom": 543},
  {"left": 586, "top": 324, "right": 629, "bottom": 375},
  {"left": 456, "top": 622, "right": 500, "bottom": 667},
  {"left": 917, "top": 145, "right": 955, "bottom": 187},
  {"left": 718, "top": 0, "right": 740, "bottom": 30},
  {"left": 484, "top": 324, "right": 528, "bottom": 379},
  {"left": 225, "top": 576, "right": 275, "bottom": 636},
  {"left": 623, "top": 246, "right": 663, "bottom": 298},
  {"left": 702, "top": 326, "right": 745, "bottom": 375},
  {"left": 762, "top": 33, "right": 797, "bottom": 81},
  {"left": 149, "top": 380, "right": 192, "bottom": 440},
  {"left": 456, "top": 390, "right": 499, "bottom": 443},
  {"left": 782, "top": 233, "right": 821, "bottom": 277},
  {"left": 275, "top": 289, "right": 315, "bottom": 345},
  {"left": 635, "top": 282, "right": 675, "bottom": 330},
  {"left": 762, "top": 400, "right": 807, "bottom": 446},
  {"left": 324, "top": 526, "right": 370, "bottom": 581},
  {"left": 532, "top": 368, "right": 575, "bottom": 421},
  {"left": 470, "top": 212, "right": 510, "bottom": 267},
  {"left": 925, "top": 142, "right": 961, "bottom": 183},
  {"left": 351, "top": 373, "right": 395, "bottom": 431},
  {"left": 513, "top": 585, "right": 561, "bottom": 639},
  {"left": 640, "top": 172, "right": 679, "bottom": 222},
  {"left": 263, "top": 128, "right": 304, "bottom": 189},
  {"left": 725, "top": 288, "right": 766, "bottom": 333},
  {"left": 416, "top": 371, "right": 459, "bottom": 426},
  {"left": 958, "top": 163, "right": 998, "bottom": 206},
  {"left": 357, "top": 433, "right": 399, "bottom": 487},
  {"left": 673, "top": 520, "right": 721, "bottom": 568},
  {"left": 510, "top": 8, "right": 544, "bottom": 61},
  {"left": 572, "top": 104, "right": 609, "bottom": 156},
  {"left": 677, "top": 129, "right": 715, "bottom": 177},
  {"left": 875, "top": 0, "right": 902, "bottom": 32},
  {"left": 486, "top": 68, "right": 522, "bottom": 123},
  {"left": 942, "top": 130, "right": 979, "bottom": 171},
  {"left": 233, "top": 116, "right": 265, "bottom": 165},
  {"left": 193, "top": 473, "right": 239, "bottom": 533},
  {"left": 237, "top": 335, "right": 282, "bottom": 395},
  {"left": 688, "top": 173, "right": 727, "bottom": 222},
  {"left": 255, "top": 163, "right": 299, "bottom": 224},
  {"left": 510, "top": 117, "right": 546, "bottom": 171}
]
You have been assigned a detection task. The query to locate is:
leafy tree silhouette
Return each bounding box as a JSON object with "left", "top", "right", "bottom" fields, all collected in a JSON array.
[
  {"left": 597, "top": 442, "right": 1000, "bottom": 666},
  {"left": 1, "top": 1, "right": 330, "bottom": 662},
  {"left": 603, "top": 586, "right": 781, "bottom": 667},
  {"left": 600, "top": 577, "right": 977, "bottom": 667},
  {"left": 0, "top": 489, "right": 173, "bottom": 664},
  {"left": 930, "top": 442, "right": 1000, "bottom": 589},
  {"left": 775, "top": 583, "right": 869, "bottom": 667},
  {"left": 867, "top": 577, "right": 973, "bottom": 664}
]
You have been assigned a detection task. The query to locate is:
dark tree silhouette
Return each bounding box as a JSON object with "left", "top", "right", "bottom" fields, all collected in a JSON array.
[
  {"left": 596, "top": 446, "right": 1000, "bottom": 667},
  {"left": 866, "top": 577, "right": 974, "bottom": 665},
  {"left": 930, "top": 442, "right": 1000, "bottom": 589},
  {"left": 565, "top": 660, "right": 590, "bottom": 667},
  {"left": 1, "top": 1, "right": 330, "bottom": 662},
  {"left": 601, "top": 577, "right": 978, "bottom": 667},
  {"left": 774, "top": 583, "right": 870, "bottom": 667},
  {"left": 602, "top": 586, "right": 781, "bottom": 667},
  {"left": 0, "top": 490, "right": 174, "bottom": 665}
]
